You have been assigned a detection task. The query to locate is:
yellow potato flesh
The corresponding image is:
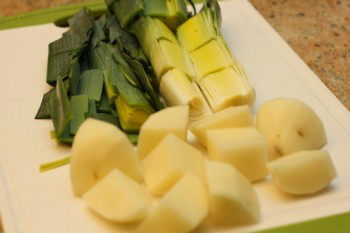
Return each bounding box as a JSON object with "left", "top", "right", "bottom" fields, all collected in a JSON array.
[
  {"left": 190, "top": 105, "right": 254, "bottom": 146},
  {"left": 142, "top": 134, "right": 206, "bottom": 196},
  {"left": 70, "top": 119, "right": 142, "bottom": 197},
  {"left": 139, "top": 173, "right": 208, "bottom": 233},
  {"left": 206, "top": 127, "right": 268, "bottom": 181},
  {"left": 137, "top": 105, "right": 189, "bottom": 159},
  {"left": 206, "top": 160, "right": 260, "bottom": 225},
  {"left": 83, "top": 169, "right": 151, "bottom": 223}
]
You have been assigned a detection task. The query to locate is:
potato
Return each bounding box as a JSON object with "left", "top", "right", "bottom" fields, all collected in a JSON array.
[
  {"left": 268, "top": 150, "right": 337, "bottom": 195},
  {"left": 206, "top": 160, "right": 260, "bottom": 225},
  {"left": 190, "top": 105, "right": 253, "bottom": 146},
  {"left": 83, "top": 169, "right": 151, "bottom": 223},
  {"left": 207, "top": 127, "right": 268, "bottom": 181},
  {"left": 142, "top": 134, "right": 206, "bottom": 196},
  {"left": 256, "top": 98, "right": 327, "bottom": 160},
  {"left": 139, "top": 173, "right": 208, "bottom": 233},
  {"left": 137, "top": 106, "right": 189, "bottom": 159},
  {"left": 70, "top": 119, "right": 142, "bottom": 196}
]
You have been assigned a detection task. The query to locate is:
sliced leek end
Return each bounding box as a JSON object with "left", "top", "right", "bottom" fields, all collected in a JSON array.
[
  {"left": 161, "top": 0, "right": 187, "bottom": 30},
  {"left": 112, "top": 0, "right": 143, "bottom": 28},
  {"left": 143, "top": 0, "right": 169, "bottom": 18},
  {"left": 190, "top": 82, "right": 213, "bottom": 123},
  {"left": 150, "top": 39, "right": 195, "bottom": 81},
  {"left": 116, "top": 96, "right": 151, "bottom": 133},
  {"left": 199, "top": 68, "right": 255, "bottom": 112},
  {"left": 160, "top": 68, "right": 198, "bottom": 106},
  {"left": 159, "top": 68, "right": 212, "bottom": 123}
]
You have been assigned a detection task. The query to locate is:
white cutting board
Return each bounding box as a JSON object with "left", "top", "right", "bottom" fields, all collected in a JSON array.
[{"left": 0, "top": 0, "right": 350, "bottom": 232}]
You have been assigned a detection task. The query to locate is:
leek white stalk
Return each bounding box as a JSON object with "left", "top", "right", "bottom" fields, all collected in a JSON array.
[{"left": 160, "top": 68, "right": 212, "bottom": 121}]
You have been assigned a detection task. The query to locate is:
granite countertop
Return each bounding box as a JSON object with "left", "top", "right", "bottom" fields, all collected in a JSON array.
[{"left": 0, "top": 0, "right": 349, "bottom": 111}]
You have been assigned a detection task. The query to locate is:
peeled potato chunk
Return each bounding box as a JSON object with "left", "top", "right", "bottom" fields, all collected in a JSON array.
[
  {"left": 207, "top": 127, "right": 268, "bottom": 181},
  {"left": 142, "top": 134, "right": 206, "bottom": 196},
  {"left": 190, "top": 105, "right": 253, "bottom": 146},
  {"left": 268, "top": 150, "right": 337, "bottom": 195},
  {"left": 256, "top": 98, "right": 327, "bottom": 161},
  {"left": 137, "top": 106, "right": 189, "bottom": 159},
  {"left": 83, "top": 169, "right": 151, "bottom": 223},
  {"left": 70, "top": 119, "right": 142, "bottom": 197},
  {"left": 139, "top": 173, "right": 208, "bottom": 233},
  {"left": 206, "top": 160, "right": 260, "bottom": 225}
]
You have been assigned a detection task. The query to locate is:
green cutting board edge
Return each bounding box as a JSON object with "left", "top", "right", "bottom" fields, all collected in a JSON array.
[{"left": 0, "top": 1, "right": 349, "bottom": 232}]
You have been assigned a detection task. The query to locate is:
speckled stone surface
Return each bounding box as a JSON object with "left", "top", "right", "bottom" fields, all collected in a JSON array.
[{"left": 0, "top": 0, "right": 349, "bottom": 110}]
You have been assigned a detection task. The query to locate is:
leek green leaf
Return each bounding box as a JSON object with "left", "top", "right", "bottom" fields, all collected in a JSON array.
[
  {"left": 78, "top": 69, "right": 104, "bottom": 101},
  {"left": 68, "top": 59, "right": 81, "bottom": 96},
  {"left": 123, "top": 54, "right": 165, "bottom": 110},
  {"left": 112, "top": 0, "right": 143, "bottom": 28},
  {"left": 35, "top": 88, "right": 55, "bottom": 119},
  {"left": 49, "top": 78, "right": 73, "bottom": 137},
  {"left": 70, "top": 95, "right": 89, "bottom": 134},
  {"left": 96, "top": 92, "right": 113, "bottom": 113},
  {"left": 86, "top": 112, "right": 120, "bottom": 128}
]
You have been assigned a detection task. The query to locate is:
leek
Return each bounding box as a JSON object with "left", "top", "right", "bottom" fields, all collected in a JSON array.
[
  {"left": 78, "top": 69, "right": 104, "bottom": 101},
  {"left": 116, "top": 96, "right": 151, "bottom": 132},
  {"left": 199, "top": 67, "right": 255, "bottom": 112},
  {"left": 49, "top": 78, "right": 73, "bottom": 137},
  {"left": 39, "top": 156, "right": 71, "bottom": 172},
  {"left": 189, "top": 36, "right": 234, "bottom": 80},
  {"left": 70, "top": 95, "right": 89, "bottom": 135},
  {"left": 111, "top": 0, "right": 143, "bottom": 28}
]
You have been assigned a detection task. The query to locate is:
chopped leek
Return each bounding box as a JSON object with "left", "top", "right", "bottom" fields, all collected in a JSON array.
[
  {"left": 70, "top": 95, "right": 89, "bottom": 135},
  {"left": 116, "top": 95, "right": 151, "bottom": 132},
  {"left": 149, "top": 38, "right": 195, "bottom": 81},
  {"left": 49, "top": 78, "right": 73, "bottom": 137},
  {"left": 199, "top": 67, "right": 255, "bottom": 112},
  {"left": 78, "top": 69, "right": 104, "bottom": 101},
  {"left": 143, "top": 0, "right": 188, "bottom": 30},
  {"left": 39, "top": 156, "right": 71, "bottom": 172},
  {"left": 159, "top": 68, "right": 212, "bottom": 121},
  {"left": 189, "top": 36, "right": 234, "bottom": 80},
  {"left": 111, "top": 0, "right": 143, "bottom": 28},
  {"left": 35, "top": 88, "right": 55, "bottom": 119}
]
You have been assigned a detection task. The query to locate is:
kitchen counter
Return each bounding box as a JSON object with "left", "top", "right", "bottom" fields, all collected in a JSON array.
[{"left": 0, "top": 0, "right": 349, "bottom": 111}]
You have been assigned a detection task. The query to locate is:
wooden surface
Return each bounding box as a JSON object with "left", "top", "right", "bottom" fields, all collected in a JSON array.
[{"left": 0, "top": 0, "right": 349, "bottom": 110}]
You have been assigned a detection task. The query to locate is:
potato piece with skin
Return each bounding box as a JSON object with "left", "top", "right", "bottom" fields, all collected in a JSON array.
[
  {"left": 70, "top": 119, "right": 142, "bottom": 197},
  {"left": 138, "top": 173, "right": 208, "bottom": 233},
  {"left": 83, "top": 169, "right": 151, "bottom": 223},
  {"left": 190, "top": 105, "right": 254, "bottom": 146},
  {"left": 268, "top": 150, "right": 337, "bottom": 195},
  {"left": 256, "top": 98, "right": 327, "bottom": 161},
  {"left": 206, "top": 160, "right": 260, "bottom": 226},
  {"left": 207, "top": 127, "right": 268, "bottom": 181},
  {"left": 142, "top": 134, "right": 206, "bottom": 196},
  {"left": 137, "top": 105, "right": 189, "bottom": 159}
]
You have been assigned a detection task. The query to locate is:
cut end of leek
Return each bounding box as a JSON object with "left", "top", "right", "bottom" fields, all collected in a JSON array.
[
  {"left": 133, "top": 17, "right": 178, "bottom": 58},
  {"left": 149, "top": 38, "right": 195, "bottom": 81},
  {"left": 190, "top": 82, "right": 213, "bottom": 122},
  {"left": 190, "top": 37, "right": 235, "bottom": 80},
  {"left": 177, "top": 9, "right": 216, "bottom": 53},
  {"left": 116, "top": 96, "right": 151, "bottom": 132},
  {"left": 199, "top": 67, "right": 255, "bottom": 112},
  {"left": 112, "top": 0, "right": 143, "bottom": 28},
  {"left": 144, "top": 0, "right": 188, "bottom": 30},
  {"left": 159, "top": 68, "right": 212, "bottom": 122}
]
